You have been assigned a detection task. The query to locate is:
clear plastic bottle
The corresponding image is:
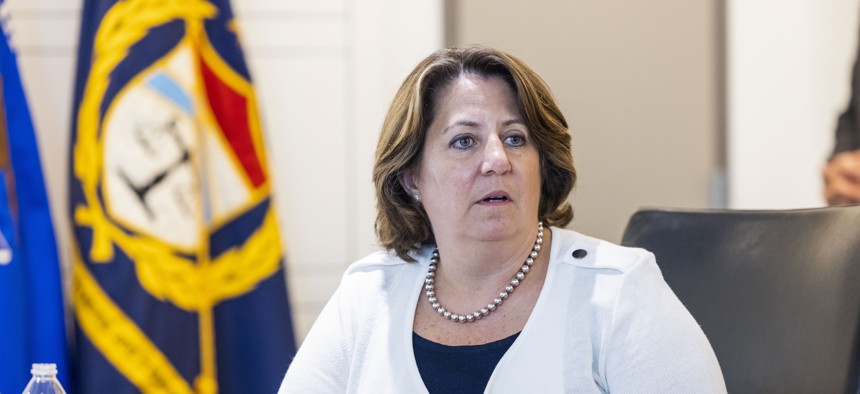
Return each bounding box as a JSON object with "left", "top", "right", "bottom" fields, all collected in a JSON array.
[{"left": 21, "top": 363, "right": 66, "bottom": 394}]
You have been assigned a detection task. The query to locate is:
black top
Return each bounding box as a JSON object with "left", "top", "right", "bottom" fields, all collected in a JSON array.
[{"left": 412, "top": 331, "right": 520, "bottom": 394}]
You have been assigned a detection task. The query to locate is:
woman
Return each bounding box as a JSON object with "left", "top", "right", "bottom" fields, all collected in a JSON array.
[{"left": 280, "top": 46, "right": 725, "bottom": 393}]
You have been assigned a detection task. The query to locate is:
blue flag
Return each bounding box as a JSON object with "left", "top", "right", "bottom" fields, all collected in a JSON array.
[
  {"left": 0, "top": 6, "right": 71, "bottom": 393},
  {"left": 70, "top": 1, "right": 297, "bottom": 392}
]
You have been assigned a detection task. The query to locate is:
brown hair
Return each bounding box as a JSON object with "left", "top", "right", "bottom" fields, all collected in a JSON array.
[{"left": 373, "top": 45, "right": 575, "bottom": 261}]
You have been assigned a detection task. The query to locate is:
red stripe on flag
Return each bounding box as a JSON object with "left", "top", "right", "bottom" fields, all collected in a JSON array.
[{"left": 199, "top": 56, "right": 265, "bottom": 188}]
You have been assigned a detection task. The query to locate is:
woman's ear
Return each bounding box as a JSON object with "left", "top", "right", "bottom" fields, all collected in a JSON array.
[{"left": 399, "top": 170, "right": 420, "bottom": 201}]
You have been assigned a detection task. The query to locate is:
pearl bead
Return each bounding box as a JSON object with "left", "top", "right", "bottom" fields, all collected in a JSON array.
[{"left": 424, "top": 221, "right": 543, "bottom": 323}]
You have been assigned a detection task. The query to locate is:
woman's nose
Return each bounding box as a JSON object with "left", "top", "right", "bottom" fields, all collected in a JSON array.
[{"left": 481, "top": 135, "right": 512, "bottom": 175}]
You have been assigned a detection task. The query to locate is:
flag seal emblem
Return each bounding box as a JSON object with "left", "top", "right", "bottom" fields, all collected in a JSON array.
[{"left": 71, "top": 1, "right": 288, "bottom": 392}]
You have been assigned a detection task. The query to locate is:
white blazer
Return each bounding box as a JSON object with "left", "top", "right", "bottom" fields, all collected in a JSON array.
[{"left": 279, "top": 227, "right": 726, "bottom": 393}]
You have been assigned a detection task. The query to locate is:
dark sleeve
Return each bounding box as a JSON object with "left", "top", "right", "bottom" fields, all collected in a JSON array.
[{"left": 834, "top": 29, "right": 860, "bottom": 156}]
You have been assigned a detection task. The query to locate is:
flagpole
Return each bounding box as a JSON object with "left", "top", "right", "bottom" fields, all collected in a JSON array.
[
  {"left": 187, "top": 14, "right": 217, "bottom": 394},
  {"left": 196, "top": 253, "right": 216, "bottom": 394}
]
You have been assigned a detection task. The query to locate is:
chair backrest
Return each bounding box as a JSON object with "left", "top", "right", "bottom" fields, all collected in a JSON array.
[{"left": 621, "top": 206, "right": 860, "bottom": 394}]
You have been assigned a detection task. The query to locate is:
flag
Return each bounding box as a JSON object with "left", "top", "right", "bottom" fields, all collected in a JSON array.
[
  {"left": 0, "top": 3, "right": 71, "bottom": 392},
  {"left": 70, "top": 1, "right": 297, "bottom": 392}
]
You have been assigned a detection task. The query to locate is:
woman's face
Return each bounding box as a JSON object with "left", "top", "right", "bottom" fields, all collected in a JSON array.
[{"left": 404, "top": 74, "right": 541, "bottom": 243}]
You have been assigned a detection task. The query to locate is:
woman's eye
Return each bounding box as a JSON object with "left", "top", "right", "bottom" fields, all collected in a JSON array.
[
  {"left": 451, "top": 136, "right": 474, "bottom": 149},
  {"left": 506, "top": 134, "right": 526, "bottom": 147}
]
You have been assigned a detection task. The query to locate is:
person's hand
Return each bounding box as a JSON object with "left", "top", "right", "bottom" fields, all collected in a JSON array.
[{"left": 823, "top": 150, "right": 860, "bottom": 205}]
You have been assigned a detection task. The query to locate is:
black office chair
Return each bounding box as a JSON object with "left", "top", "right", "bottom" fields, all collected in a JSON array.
[{"left": 621, "top": 206, "right": 860, "bottom": 394}]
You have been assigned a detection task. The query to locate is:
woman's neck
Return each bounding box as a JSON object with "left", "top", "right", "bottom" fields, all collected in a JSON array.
[{"left": 432, "top": 224, "right": 542, "bottom": 296}]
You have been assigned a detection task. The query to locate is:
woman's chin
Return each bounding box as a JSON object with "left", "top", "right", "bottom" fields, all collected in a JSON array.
[{"left": 468, "top": 220, "right": 529, "bottom": 242}]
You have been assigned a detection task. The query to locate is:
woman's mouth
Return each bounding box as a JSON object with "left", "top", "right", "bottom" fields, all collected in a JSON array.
[
  {"left": 483, "top": 196, "right": 508, "bottom": 202},
  {"left": 478, "top": 192, "right": 511, "bottom": 204}
]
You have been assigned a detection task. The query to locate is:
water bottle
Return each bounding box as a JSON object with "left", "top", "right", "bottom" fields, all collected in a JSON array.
[{"left": 21, "top": 363, "right": 66, "bottom": 394}]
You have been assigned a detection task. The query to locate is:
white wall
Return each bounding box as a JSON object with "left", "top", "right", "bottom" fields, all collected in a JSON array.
[
  {"left": 728, "top": 0, "right": 860, "bottom": 208},
  {"left": 8, "top": 0, "right": 442, "bottom": 343}
]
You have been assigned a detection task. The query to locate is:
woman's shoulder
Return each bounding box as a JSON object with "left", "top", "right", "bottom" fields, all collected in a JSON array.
[
  {"left": 332, "top": 246, "right": 431, "bottom": 304},
  {"left": 551, "top": 226, "right": 655, "bottom": 274},
  {"left": 343, "top": 245, "right": 433, "bottom": 276}
]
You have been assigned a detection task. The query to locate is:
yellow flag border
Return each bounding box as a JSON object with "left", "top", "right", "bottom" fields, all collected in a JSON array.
[{"left": 73, "top": 246, "right": 194, "bottom": 394}]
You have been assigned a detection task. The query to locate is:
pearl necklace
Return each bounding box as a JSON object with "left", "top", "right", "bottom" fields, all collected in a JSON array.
[{"left": 424, "top": 222, "right": 544, "bottom": 323}]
